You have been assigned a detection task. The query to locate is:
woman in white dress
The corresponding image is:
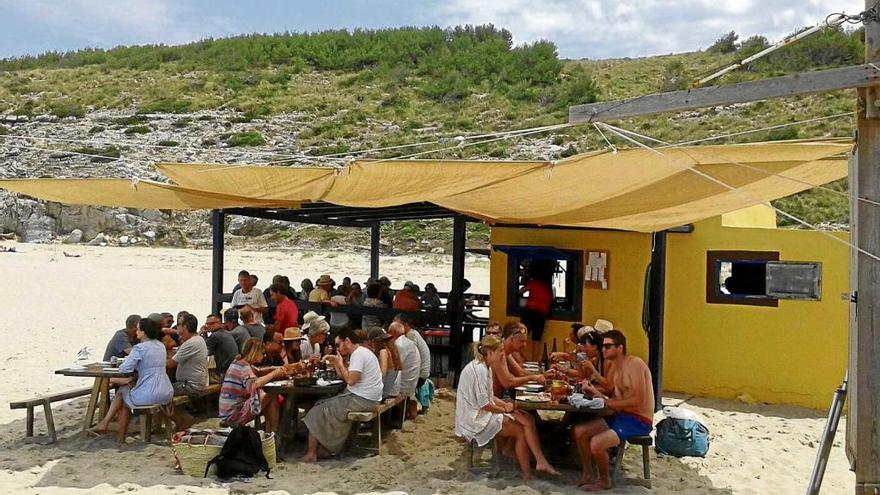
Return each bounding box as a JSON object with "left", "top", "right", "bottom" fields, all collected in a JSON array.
[{"left": 455, "top": 335, "right": 559, "bottom": 480}]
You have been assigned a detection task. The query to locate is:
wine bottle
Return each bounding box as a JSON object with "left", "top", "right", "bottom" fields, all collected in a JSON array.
[
  {"left": 541, "top": 342, "right": 550, "bottom": 372},
  {"left": 551, "top": 337, "right": 558, "bottom": 354}
]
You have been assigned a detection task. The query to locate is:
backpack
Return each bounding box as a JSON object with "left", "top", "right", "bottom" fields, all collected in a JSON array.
[
  {"left": 654, "top": 417, "right": 710, "bottom": 457},
  {"left": 204, "top": 426, "right": 270, "bottom": 479}
]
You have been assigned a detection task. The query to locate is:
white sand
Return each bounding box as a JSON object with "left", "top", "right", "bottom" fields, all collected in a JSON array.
[{"left": 0, "top": 242, "right": 854, "bottom": 494}]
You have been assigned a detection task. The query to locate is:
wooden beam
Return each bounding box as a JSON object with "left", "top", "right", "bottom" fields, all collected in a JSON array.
[
  {"left": 210, "top": 210, "right": 225, "bottom": 316},
  {"left": 570, "top": 64, "right": 879, "bottom": 123},
  {"left": 647, "top": 231, "right": 667, "bottom": 412},
  {"left": 370, "top": 223, "right": 380, "bottom": 280}
]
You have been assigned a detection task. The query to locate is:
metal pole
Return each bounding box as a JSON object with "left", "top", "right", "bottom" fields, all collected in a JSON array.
[
  {"left": 647, "top": 231, "right": 667, "bottom": 412},
  {"left": 370, "top": 223, "right": 380, "bottom": 280},
  {"left": 210, "top": 210, "right": 225, "bottom": 316},
  {"left": 807, "top": 375, "right": 848, "bottom": 495},
  {"left": 449, "top": 215, "right": 467, "bottom": 380}
]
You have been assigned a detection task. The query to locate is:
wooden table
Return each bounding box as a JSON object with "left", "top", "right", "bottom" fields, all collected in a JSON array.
[
  {"left": 55, "top": 364, "right": 134, "bottom": 432},
  {"left": 264, "top": 380, "right": 346, "bottom": 455}
]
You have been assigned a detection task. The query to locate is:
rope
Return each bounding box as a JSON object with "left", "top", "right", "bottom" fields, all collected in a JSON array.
[
  {"left": 663, "top": 112, "right": 855, "bottom": 148},
  {"left": 595, "top": 122, "right": 880, "bottom": 262}
]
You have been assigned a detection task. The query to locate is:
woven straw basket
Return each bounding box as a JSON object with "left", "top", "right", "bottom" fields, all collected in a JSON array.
[{"left": 173, "top": 431, "right": 276, "bottom": 477}]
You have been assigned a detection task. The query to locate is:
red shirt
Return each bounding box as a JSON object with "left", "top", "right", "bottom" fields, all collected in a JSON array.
[
  {"left": 274, "top": 297, "right": 299, "bottom": 332},
  {"left": 393, "top": 290, "right": 421, "bottom": 312},
  {"left": 525, "top": 279, "right": 552, "bottom": 315}
]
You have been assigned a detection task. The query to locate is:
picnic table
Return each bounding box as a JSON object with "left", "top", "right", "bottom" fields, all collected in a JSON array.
[
  {"left": 55, "top": 364, "right": 134, "bottom": 432},
  {"left": 263, "top": 379, "right": 346, "bottom": 455}
]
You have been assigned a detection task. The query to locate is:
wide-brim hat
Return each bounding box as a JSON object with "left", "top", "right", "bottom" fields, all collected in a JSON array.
[
  {"left": 301, "top": 311, "right": 326, "bottom": 330},
  {"left": 317, "top": 274, "right": 334, "bottom": 286},
  {"left": 282, "top": 327, "right": 302, "bottom": 341}
]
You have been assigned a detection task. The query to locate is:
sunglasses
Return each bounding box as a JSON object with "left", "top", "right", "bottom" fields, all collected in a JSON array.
[
  {"left": 602, "top": 343, "right": 620, "bottom": 349},
  {"left": 486, "top": 330, "right": 500, "bottom": 335}
]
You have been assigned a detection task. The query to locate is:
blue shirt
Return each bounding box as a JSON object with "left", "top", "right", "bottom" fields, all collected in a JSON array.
[{"left": 119, "top": 339, "right": 173, "bottom": 408}]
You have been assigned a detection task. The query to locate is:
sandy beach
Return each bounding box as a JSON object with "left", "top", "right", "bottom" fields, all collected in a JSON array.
[{"left": 0, "top": 242, "right": 854, "bottom": 494}]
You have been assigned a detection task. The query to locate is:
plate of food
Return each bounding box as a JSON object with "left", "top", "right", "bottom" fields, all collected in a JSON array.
[{"left": 516, "top": 394, "right": 551, "bottom": 403}]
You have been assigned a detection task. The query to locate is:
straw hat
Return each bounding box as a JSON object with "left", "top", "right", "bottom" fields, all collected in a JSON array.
[
  {"left": 302, "top": 310, "right": 327, "bottom": 331},
  {"left": 593, "top": 319, "right": 614, "bottom": 332},
  {"left": 316, "top": 274, "right": 334, "bottom": 287},
  {"left": 282, "top": 327, "right": 302, "bottom": 341}
]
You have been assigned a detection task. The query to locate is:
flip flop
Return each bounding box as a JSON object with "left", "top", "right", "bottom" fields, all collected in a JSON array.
[{"left": 85, "top": 429, "right": 105, "bottom": 439}]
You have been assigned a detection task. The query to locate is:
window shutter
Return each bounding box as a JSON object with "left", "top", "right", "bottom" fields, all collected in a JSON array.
[{"left": 765, "top": 261, "right": 822, "bottom": 300}]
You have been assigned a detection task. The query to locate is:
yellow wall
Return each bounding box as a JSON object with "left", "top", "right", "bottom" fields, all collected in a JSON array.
[
  {"left": 489, "top": 213, "right": 849, "bottom": 409},
  {"left": 489, "top": 227, "right": 653, "bottom": 362},
  {"left": 664, "top": 215, "right": 849, "bottom": 409}
]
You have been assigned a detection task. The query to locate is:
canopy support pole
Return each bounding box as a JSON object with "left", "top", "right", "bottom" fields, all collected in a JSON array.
[
  {"left": 449, "top": 214, "right": 467, "bottom": 381},
  {"left": 647, "top": 231, "right": 667, "bottom": 412},
  {"left": 370, "top": 223, "right": 380, "bottom": 280},
  {"left": 211, "top": 210, "right": 225, "bottom": 316}
]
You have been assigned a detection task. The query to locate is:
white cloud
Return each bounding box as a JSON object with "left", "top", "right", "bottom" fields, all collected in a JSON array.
[
  {"left": 10, "top": 0, "right": 239, "bottom": 51},
  {"left": 436, "top": 0, "right": 863, "bottom": 58}
]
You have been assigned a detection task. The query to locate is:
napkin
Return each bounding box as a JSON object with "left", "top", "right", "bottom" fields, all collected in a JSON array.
[{"left": 569, "top": 393, "right": 605, "bottom": 410}]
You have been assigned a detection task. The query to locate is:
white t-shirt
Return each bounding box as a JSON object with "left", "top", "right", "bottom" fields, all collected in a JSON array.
[
  {"left": 231, "top": 287, "right": 268, "bottom": 324},
  {"left": 406, "top": 329, "right": 431, "bottom": 379},
  {"left": 346, "top": 346, "right": 383, "bottom": 402},
  {"left": 395, "top": 336, "right": 420, "bottom": 396},
  {"left": 455, "top": 360, "right": 503, "bottom": 446}
]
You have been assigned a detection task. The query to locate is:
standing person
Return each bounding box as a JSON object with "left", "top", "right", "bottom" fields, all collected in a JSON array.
[
  {"left": 263, "top": 275, "right": 298, "bottom": 326},
  {"left": 455, "top": 335, "right": 559, "bottom": 480},
  {"left": 231, "top": 270, "right": 268, "bottom": 324},
  {"left": 518, "top": 266, "right": 554, "bottom": 361},
  {"left": 167, "top": 313, "right": 209, "bottom": 396},
  {"left": 302, "top": 329, "right": 383, "bottom": 462},
  {"left": 362, "top": 282, "right": 387, "bottom": 330},
  {"left": 573, "top": 330, "right": 654, "bottom": 491},
  {"left": 268, "top": 283, "right": 299, "bottom": 338},
  {"left": 103, "top": 314, "right": 141, "bottom": 362},
  {"left": 88, "top": 318, "right": 173, "bottom": 440},
  {"left": 201, "top": 313, "right": 238, "bottom": 383},
  {"left": 389, "top": 321, "right": 421, "bottom": 419},
  {"left": 309, "top": 275, "right": 334, "bottom": 303}
]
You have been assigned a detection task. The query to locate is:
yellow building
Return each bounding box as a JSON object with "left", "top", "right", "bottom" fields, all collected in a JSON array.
[{"left": 489, "top": 205, "right": 848, "bottom": 409}]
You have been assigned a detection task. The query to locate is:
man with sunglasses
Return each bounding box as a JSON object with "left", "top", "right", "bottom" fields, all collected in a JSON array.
[{"left": 572, "top": 329, "right": 654, "bottom": 491}]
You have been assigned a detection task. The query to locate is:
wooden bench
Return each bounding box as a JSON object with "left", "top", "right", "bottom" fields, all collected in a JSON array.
[
  {"left": 465, "top": 438, "right": 501, "bottom": 476},
  {"left": 346, "top": 395, "right": 408, "bottom": 455},
  {"left": 126, "top": 384, "right": 222, "bottom": 444},
  {"left": 9, "top": 386, "right": 93, "bottom": 444},
  {"left": 610, "top": 435, "right": 652, "bottom": 489}
]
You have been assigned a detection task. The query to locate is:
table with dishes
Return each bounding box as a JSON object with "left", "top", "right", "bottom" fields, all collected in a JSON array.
[
  {"left": 55, "top": 361, "right": 134, "bottom": 432},
  {"left": 263, "top": 370, "right": 346, "bottom": 455}
]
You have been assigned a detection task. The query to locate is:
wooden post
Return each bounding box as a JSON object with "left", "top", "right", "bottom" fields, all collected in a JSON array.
[
  {"left": 854, "top": 7, "right": 880, "bottom": 490},
  {"left": 647, "top": 231, "right": 667, "bottom": 412},
  {"left": 448, "top": 215, "right": 467, "bottom": 379},
  {"left": 211, "top": 210, "right": 225, "bottom": 316},
  {"left": 370, "top": 223, "right": 380, "bottom": 280}
]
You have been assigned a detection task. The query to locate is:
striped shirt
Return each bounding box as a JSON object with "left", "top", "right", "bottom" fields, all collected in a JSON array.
[{"left": 219, "top": 359, "right": 256, "bottom": 422}]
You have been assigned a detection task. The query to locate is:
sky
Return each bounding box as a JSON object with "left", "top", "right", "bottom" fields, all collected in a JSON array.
[{"left": 0, "top": 0, "right": 865, "bottom": 60}]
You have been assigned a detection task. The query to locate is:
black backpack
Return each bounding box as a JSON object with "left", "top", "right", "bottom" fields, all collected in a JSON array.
[{"left": 204, "top": 426, "right": 270, "bottom": 479}]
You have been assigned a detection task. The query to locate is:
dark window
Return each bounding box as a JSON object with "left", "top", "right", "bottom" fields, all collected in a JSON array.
[
  {"left": 707, "top": 251, "right": 822, "bottom": 306},
  {"left": 496, "top": 246, "right": 583, "bottom": 321}
]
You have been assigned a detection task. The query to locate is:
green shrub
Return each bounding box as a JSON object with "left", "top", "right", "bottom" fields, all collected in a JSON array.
[
  {"left": 660, "top": 60, "right": 688, "bottom": 91},
  {"left": 226, "top": 131, "right": 266, "bottom": 146},
  {"left": 72, "top": 145, "right": 120, "bottom": 162},
  {"left": 49, "top": 101, "right": 86, "bottom": 118},
  {"left": 0, "top": 125, "right": 8, "bottom": 135},
  {"left": 124, "top": 125, "right": 151, "bottom": 134},
  {"left": 157, "top": 140, "right": 179, "bottom": 147},
  {"left": 708, "top": 31, "right": 739, "bottom": 54},
  {"left": 112, "top": 115, "right": 149, "bottom": 126},
  {"left": 138, "top": 98, "right": 192, "bottom": 113},
  {"left": 171, "top": 118, "right": 191, "bottom": 128},
  {"left": 766, "top": 126, "right": 799, "bottom": 141},
  {"left": 88, "top": 125, "right": 105, "bottom": 134},
  {"left": 756, "top": 26, "right": 862, "bottom": 72}
]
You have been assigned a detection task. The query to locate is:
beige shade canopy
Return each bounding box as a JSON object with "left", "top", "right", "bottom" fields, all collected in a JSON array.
[{"left": 0, "top": 139, "right": 851, "bottom": 232}]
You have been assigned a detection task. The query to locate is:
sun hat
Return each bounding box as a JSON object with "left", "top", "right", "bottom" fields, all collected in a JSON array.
[
  {"left": 367, "top": 327, "right": 392, "bottom": 342},
  {"left": 282, "top": 327, "right": 302, "bottom": 341},
  {"left": 302, "top": 310, "right": 328, "bottom": 333},
  {"left": 317, "top": 274, "right": 334, "bottom": 287},
  {"left": 593, "top": 319, "right": 614, "bottom": 332}
]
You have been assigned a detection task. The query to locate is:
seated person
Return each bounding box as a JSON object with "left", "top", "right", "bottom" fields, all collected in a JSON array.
[
  {"left": 361, "top": 282, "right": 387, "bottom": 330},
  {"left": 301, "top": 312, "right": 330, "bottom": 361},
  {"left": 420, "top": 282, "right": 442, "bottom": 310},
  {"left": 219, "top": 338, "right": 302, "bottom": 433},
  {"left": 201, "top": 313, "right": 238, "bottom": 383},
  {"left": 267, "top": 282, "right": 299, "bottom": 338},
  {"left": 260, "top": 331, "right": 286, "bottom": 367},
  {"left": 102, "top": 314, "right": 141, "bottom": 362},
  {"left": 167, "top": 313, "right": 209, "bottom": 396},
  {"left": 389, "top": 321, "right": 420, "bottom": 418},
  {"left": 550, "top": 322, "right": 585, "bottom": 363},
  {"left": 392, "top": 281, "right": 421, "bottom": 312},
  {"left": 280, "top": 327, "right": 304, "bottom": 363},
  {"left": 492, "top": 322, "right": 546, "bottom": 396},
  {"left": 484, "top": 321, "right": 501, "bottom": 338},
  {"left": 302, "top": 329, "right": 384, "bottom": 462},
  {"left": 573, "top": 330, "right": 654, "bottom": 491},
  {"left": 365, "top": 327, "right": 401, "bottom": 399},
  {"left": 237, "top": 306, "right": 266, "bottom": 343},
  {"left": 455, "top": 335, "right": 558, "bottom": 480},
  {"left": 552, "top": 328, "right": 611, "bottom": 392},
  {"left": 88, "top": 318, "right": 174, "bottom": 439}
]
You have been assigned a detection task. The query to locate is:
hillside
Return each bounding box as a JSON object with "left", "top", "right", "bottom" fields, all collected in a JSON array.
[{"left": 0, "top": 26, "right": 862, "bottom": 247}]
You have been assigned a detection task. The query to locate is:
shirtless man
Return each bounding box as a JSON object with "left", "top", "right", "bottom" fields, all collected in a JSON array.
[
  {"left": 492, "top": 322, "right": 546, "bottom": 395},
  {"left": 572, "top": 330, "right": 654, "bottom": 491}
]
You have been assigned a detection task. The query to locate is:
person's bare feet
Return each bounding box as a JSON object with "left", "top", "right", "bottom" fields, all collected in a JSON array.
[
  {"left": 85, "top": 427, "right": 105, "bottom": 438},
  {"left": 535, "top": 462, "right": 560, "bottom": 476},
  {"left": 577, "top": 474, "right": 594, "bottom": 486},
  {"left": 301, "top": 452, "right": 318, "bottom": 463},
  {"left": 580, "top": 479, "right": 611, "bottom": 491}
]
